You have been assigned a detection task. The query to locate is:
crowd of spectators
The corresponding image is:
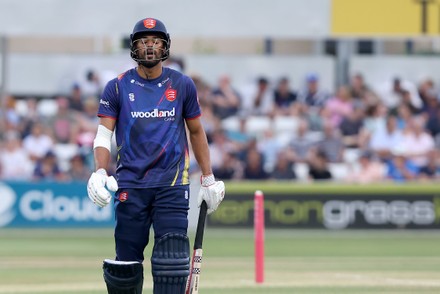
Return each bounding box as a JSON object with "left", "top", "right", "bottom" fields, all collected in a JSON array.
[{"left": 0, "top": 63, "right": 439, "bottom": 184}]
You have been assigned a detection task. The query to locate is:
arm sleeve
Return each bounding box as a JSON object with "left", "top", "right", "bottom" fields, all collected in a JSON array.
[
  {"left": 183, "top": 77, "right": 201, "bottom": 119},
  {"left": 97, "top": 78, "right": 120, "bottom": 119}
]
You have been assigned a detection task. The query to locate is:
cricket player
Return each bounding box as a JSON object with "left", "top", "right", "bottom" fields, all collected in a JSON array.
[{"left": 86, "top": 17, "right": 225, "bottom": 294}]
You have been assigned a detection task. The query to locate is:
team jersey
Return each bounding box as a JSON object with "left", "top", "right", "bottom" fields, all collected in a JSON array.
[{"left": 97, "top": 67, "right": 201, "bottom": 188}]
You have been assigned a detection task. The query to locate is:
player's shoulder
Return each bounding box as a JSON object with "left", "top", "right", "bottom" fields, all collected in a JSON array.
[
  {"left": 116, "top": 68, "right": 136, "bottom": 82},
  {"left": 164, "top": 67, "right": 193, "bottom": 83}
]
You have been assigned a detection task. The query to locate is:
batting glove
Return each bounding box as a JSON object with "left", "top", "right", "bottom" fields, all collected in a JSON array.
[
  {"left": 87, "top": 168, "right": 118, "bottom": 208},
  {"left": 198, "top": 174, "right": 225, "bottom": 214}
]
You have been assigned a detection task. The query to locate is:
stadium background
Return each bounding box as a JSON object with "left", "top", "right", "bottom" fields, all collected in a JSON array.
[{"left": 1, "top": 0, "right": 440, "bottom": 293}]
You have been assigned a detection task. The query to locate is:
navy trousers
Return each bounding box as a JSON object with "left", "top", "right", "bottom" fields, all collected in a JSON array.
[{"left": 113, "top": 185, "right": 190, "bottom": 262}]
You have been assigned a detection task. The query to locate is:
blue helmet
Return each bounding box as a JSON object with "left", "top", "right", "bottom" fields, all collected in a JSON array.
[{"left": 130, "top": 18, "right": 171, "bottom": 62}]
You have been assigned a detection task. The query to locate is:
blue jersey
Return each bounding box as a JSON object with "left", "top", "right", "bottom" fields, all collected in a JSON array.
[{"left": 97, "top": 67, "right": 201, "bottom": 188}]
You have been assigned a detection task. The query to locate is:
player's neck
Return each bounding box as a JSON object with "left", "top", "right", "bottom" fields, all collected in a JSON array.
[{"left": 137, "top": 64, "right": 162, "bottom": 80}]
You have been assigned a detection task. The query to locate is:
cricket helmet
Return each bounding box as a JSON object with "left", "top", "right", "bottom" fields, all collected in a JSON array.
[{"left": 130, "top": 17, "right": 171, "bottom": 62}]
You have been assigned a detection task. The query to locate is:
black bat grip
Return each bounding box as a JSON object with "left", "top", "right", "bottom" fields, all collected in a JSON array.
[{"left": 194, "top": 201, "right": 208, "bottom": 250}]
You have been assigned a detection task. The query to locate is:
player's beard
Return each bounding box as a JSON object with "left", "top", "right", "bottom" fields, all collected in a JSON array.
[
  {"left": 139, "top": 49, "right": 163, "bottom": 68},
  {"left": 140, "top": 59, "right": 161, "bottom": 69}
]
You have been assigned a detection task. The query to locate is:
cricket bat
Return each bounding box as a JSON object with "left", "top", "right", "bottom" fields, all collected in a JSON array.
[{"left": 186, "top": 200, "right": 208, "bottom": 294}]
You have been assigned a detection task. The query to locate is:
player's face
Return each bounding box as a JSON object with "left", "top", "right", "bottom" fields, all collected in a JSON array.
[{"left": 134, "top": 34, "right": 166, "bottom": 68}]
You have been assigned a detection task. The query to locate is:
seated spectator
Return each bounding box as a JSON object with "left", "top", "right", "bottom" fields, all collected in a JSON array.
[
  {"left": 243, "top": 148, "right": 269, "bottom": 180},
  {"left": 270, "top": 150, "right": 296, "bottom": 180},
  {"left": 213, "top": 153, "right": 243, "bottom": 180},
  {"left": 418, "top": 149, "right": 440, "bottom": 180},
  {"left": 308, "top": 149, "right": 332, "bottom": 181},
  {"left": 273, "top": 77, "right": 298, "bottom": 116},
  {"left": 315, "top": 122, "right": 345, "bottom": 163},
  {"left": 68, "top": 83, "right": 85, "bottom": 112},
  {"left": 286, "top": 119, "right": 318, "bottom": 162},
  {"left": 369, "top": 114, "right": 404, "bottom": 162},
  {"left": 349, "top": 73, "right": 375, "bottom": 102},
  {"left": 23, "top": 122, "right": 54, "bottom": 162},
  {"left": 339, "top": 106, "right": 365, "bottom": 148},
  {"left": 76, "top": 98, "right": 100, "bottom": 148},
  {"left": 297, "top": 73, "right": 329, "bottom": 109},
  {"left": 210, "top": 75, "right": 241, "bottom": 119},
  {"left": 386, "top": 147, "right": 419, "bottom": 182},
  {"left": 67, "top": 154, "right": 91, "bottom": 181},
  {"left": 323, "top": 85, "right": 354, "bottom": 128},
  {"left": 0, "top": 131, "right": 33, "bottom": 180},
  {"left": 33, "top": 151, "right": 67, "bottom": 181},
  {"left": 47, "top": 96, "right": 79, "bottom": 144},
  {"left": 345, "top": 151, "right": 386, "bottom": 184},
  {"left": 399, "top": 115, "right": 435, "bottom": 168},
  {"left": 240, "top": 76, "right": 274, "bottom": 117}
]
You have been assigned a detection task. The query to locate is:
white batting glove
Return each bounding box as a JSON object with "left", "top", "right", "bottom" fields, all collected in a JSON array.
[
  {"left": 198, "top": 174, "right": 225, "bottom": 214},
  {"left": 87, "top": 168, "right": 118, "bottom": 208}
]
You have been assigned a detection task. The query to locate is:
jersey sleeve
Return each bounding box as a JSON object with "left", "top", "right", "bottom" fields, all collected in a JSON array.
[
  {"left": 182, "top": 76, "right": 201, "bottom": 119},
  {"left": 97, "top": 78, "right": 120, "bottom": 119}
]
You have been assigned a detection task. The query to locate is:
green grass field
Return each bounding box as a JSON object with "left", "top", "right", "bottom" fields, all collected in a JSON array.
[{"left": 1, "top": 228, "right": 440, "bottom": 294}]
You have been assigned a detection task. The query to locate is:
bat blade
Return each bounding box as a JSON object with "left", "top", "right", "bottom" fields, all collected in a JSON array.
[{"left": 186, "top": 201, "right": 208, "bottom": 294}]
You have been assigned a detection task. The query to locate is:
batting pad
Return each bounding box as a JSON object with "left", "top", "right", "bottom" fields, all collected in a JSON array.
[
  {"left": 151, "top": 233, "right": 190, "bottom": 294},
  {"left": 103, "top": 259, "right": 143, "bottom": 294}
]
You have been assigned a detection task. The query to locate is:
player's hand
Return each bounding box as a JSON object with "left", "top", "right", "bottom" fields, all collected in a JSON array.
[
  {"left": 198, "top": 174, "right": 225, "bottom": 214},
  {"left": 87, "top": 168, "right": 118, "bottom": 208}
]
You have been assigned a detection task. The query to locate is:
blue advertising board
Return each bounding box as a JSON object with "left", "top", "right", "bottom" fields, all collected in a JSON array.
[{"left": 0, "top": 181, "right": 114, "bottom": 228}]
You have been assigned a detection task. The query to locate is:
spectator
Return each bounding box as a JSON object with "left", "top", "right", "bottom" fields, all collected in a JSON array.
[
  {"left": 22, "top": 122, "right": 54, "bottom": 162},
  {"left": 33, "top": 150, "right": 67, "bottom": 181},
  {"left": 213, "top": 152, "right": 243, "bottom": 180},
  {"left": 208, "top": 129, "right": 236, "bottom": 171},
  {"left": 349, "top": 73, "right": 375, "bottom": 102},
  {"left": 210, "top": 75, "right": 241, "bottom": 119},
  {"left": 240, "top": 76, "right": 274, "bottom": 117},
  {"left": 19, "top": 97, "right": 42, "bottom": 138},
  {"left": 315, "top": 122, "right": 345, "bottom": 163},
  {"left": 426, "top": 106, "right": 440, "bottom": 138},
  {"left": 3, "top": 95, "right": 21, "bottom": 131},
  {"left": 273, "top": 77, "right": 298, "bottom": 116},
  {"left": 369, "top": 115, "right": 404, "bottom": 162},
  {"left": 297, "top": 73, "right": 329, "bottom": 109},
  {"left": 67, "top": 154, "right": 91, "bottom": 181},
  {"left": 80, "top": 69, "right": 102, "bottom": 98},
  {"left": 345, "top": 151, "right": 386, "bottom": 184},
  {"left": 270, "top": 150, "right": 296, "bottom": 180},
  {"left": 48, "top": 96, "right": 79, "bottom": 144},
  {"left": 308, "top": 149, "right": 332, "bottom": 181},
  {"left": 76, "top": 98, "right": 100, "bottom": 148},
  {"left": 297, "top": 73, "right": 330, "bottom": 131},
  {"left": 286, "top": 119, "right": 318, "bottom": 162},
  {"left": 323, "top": 85, "right": 354, "bottom": 128},
  {"left": 68, "top": 83, "right": 85, "bottom": 112},
  {"left": 386, "top": 147, "right": 419, "bottom": 182},
  {"left": 243, "top": 148, "right": 269, "bottom": 180},
  {"left": 418, "top": 149, "right": 440, "bottom": 180},
  {"left": 0, "top": 131, "right": 33, "bottom": 180},
  {"left": 377, "top": 77, "right": 422, "bottom": 111},
  {"left": 400, "top": 116, "right": 435, "bottom": 168},
  {"left": 339, "top": 106, "right": 365, "bottom": 148}
]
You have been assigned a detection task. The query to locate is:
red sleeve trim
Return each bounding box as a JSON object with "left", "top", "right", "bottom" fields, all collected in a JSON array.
[
  {"left": 98, "top": 114, "right": 117, "bottom": 120},
  {"left": 185, "top": 114, "right": 202, "bottom": 120}
]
